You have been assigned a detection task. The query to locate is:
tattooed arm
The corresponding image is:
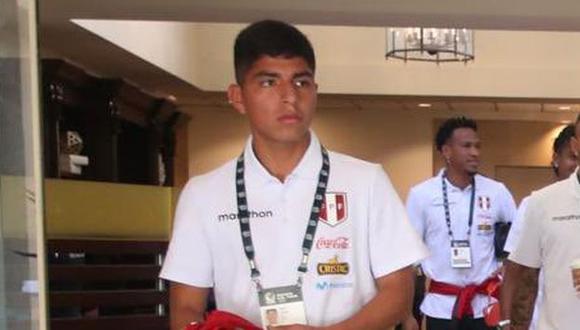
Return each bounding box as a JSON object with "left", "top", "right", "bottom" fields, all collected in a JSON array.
[{"left": 502, "top": 260, "right": 540, "bottom": 330}]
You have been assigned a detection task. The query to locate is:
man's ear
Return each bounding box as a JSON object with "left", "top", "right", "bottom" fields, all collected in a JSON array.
[
  {"left": 571, "top": 136, "right": 580, "bottom": 157},
  {"left": 441, "top": 144, "right": 452, "bottom": 164},
  {"left": 551, "top": 151, "right": 559, "bottom": 167},
  {"left": 227, "top": 84, "right": 246, "bottom": 115}
]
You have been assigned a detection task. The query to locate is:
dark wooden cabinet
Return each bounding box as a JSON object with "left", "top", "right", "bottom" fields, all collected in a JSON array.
[{"left": 41, "top": 59, "right": 182, "bottom": 186}]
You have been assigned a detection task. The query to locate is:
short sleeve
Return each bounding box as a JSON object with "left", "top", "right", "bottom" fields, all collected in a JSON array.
[
  {"left": 498, "top": 183, "right": 517, "bottom": 224},
  {"left": 405, "top": 186, "right": 426, "bottom": 240},
  {"left": 160, "top": 178, "right": 214, "bottom": 287},
  {"left": 369, "top": 166, "right": 429, "bottom": 278},
  {"left": 503, "top": 196, "right": 529, "bottom": 254},
  {"left": 508, "top": 194, "right": 543, "bottom": 269}
]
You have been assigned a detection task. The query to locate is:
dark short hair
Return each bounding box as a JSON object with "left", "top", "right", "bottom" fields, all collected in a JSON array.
[
  {"left": 234, "top": 20, "right": 316, "bottom": 84},
  {"left": 553, "top": 125, "right": 575, "bottom": 154},
  {"left": 435, "top": 116, "right": 478, "bottom": 151}
]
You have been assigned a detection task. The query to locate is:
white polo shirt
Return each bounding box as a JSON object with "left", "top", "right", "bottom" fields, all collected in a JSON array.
[
  {"left": 160, "top": 133, "right": 428, "bottom": 327},
  {"left": 509, "top": 170, "right": 580, "bottom": 330},
  {"left": 406, "top": 169, "right": 517, "bottom": 319}
]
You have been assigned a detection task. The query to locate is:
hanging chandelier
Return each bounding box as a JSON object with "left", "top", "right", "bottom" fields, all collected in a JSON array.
[{"left": 386, "top": 28, "right": 474, "bottom": 63}]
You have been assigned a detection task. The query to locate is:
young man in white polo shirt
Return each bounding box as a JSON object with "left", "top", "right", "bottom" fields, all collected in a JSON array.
[
  {"left": 405, "top": 117, "right": 517, "bottom": 330},
  {"left": 505, "top": 115, "right": 580, "bottom": 330},
  {"left": 160, "top": 20, "right": 428, "bottom": 330},
  {"left": 499, "top": 124, "right": 577, "bottom": 330}
]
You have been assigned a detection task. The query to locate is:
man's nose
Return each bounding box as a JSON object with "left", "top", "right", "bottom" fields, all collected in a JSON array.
[{"left": 280, "top": 81, "right": 297, "bottom": 104}]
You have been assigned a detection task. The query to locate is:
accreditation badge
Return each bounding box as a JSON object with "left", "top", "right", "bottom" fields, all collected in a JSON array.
[
  {"left": 258, "top": 285, "right": 307, "bottom": 329},
  {"left": 450, "top": 240, "right": 472, "bottom": 269}
]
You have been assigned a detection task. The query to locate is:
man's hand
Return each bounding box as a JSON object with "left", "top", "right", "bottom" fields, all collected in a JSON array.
[
  {"left": 401, "top": 316, "right": 419, "bottom": 330},
  {"left": 572, "top": 268, "right": 580, "bottom": 292}
]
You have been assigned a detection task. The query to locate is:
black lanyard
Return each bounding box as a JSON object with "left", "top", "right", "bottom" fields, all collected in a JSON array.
[
  {"left": 441, "top": 173, "right": 476, "bottom": 245},
  {"left": 235, "top": 146, "right": 330, "bottom": 289}
]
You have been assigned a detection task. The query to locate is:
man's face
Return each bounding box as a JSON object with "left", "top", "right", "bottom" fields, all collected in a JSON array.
[
  {"left": 228, "top": 55, "right": 317, "bottom": 146},
  {"left": 554, "top": 142, "right": 577, "bottom": 181},
  {"left": 442, "top": 127, "right": 481, "bottom": 176},
  {"left": 266, "top": 309, "right": 278, "bottom": 324}
]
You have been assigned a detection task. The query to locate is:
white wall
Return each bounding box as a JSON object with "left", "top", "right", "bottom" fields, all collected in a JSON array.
[{"left": 75, "top": 20, "right": 580, "bottom": 99}]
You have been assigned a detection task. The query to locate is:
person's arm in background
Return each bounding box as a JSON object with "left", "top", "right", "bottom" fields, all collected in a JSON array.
[
  {"left": 499, "top": 197, "right": 529, "bottom": 324},
  {"left": 502, "top": 195, "right": 543, "bottom": 330},
  {"left": 502, "top": 262, "right": 539, "bottom": 330}
]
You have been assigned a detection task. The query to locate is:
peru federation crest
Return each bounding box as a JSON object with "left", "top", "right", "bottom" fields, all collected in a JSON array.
[
  {"left": 478, "top": 196, "right": 491, "bottom": 211},
  {"left": 319, "top": 192, "right": 348, "bottom": 227}
]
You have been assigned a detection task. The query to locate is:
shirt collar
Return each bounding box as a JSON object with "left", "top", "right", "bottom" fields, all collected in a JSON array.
[
  {"left": 437, "top": 168, "right": 476, "bottom": 192},
  {"left": 243, "top": 131, "right": 323, "bottom": 184},
  {"left": 569, "top": 167, "right": 580, "bottom": 199}
]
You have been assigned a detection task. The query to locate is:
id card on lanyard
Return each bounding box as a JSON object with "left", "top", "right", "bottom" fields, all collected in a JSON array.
[
  {"left": 235, "top": 146, "right": 330, "bottom": 328},
  {"left": 450, "top": 240, "right": 472, "bottom": 268},
  {"left": 442, "top": 174, "right": 475, "bottom": 269},
  {"left": 259, "top": 285, "right": 307, "bottom": 327}
]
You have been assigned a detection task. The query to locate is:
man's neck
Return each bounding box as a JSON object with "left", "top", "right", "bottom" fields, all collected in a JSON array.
[
  {"left": 445, "top": 167, "right": 474, "bottom": 190},
  {"left": 252, "top": 135, "right": 311, "bottom": 183}
]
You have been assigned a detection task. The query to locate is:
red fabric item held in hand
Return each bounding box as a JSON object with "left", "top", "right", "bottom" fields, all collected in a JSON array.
[{"left": 184, "top": 310, "right": 261, "bottom": 330}]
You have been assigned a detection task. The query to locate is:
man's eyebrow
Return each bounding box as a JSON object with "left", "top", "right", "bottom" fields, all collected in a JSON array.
[
  {"left": 252, "top": 71, "right": 280, "bottom": 79},
  {"left": 293, "top": 71, "right": 314, "bottom": 79}
]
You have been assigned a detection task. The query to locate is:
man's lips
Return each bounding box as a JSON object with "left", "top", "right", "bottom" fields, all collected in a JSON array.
[{"left": 278, "top": 114, "right": 302, "bottom": 124}]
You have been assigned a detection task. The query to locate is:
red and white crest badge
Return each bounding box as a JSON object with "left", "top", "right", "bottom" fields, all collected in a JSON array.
[
  {"left": 319, "top": 192, "right": 348, "bottom": 227},
  {"left": 478, "top": 196, "right": 491, "bottom": 211}
]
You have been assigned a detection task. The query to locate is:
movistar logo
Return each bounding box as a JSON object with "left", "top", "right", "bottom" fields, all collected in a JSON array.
[{"left": 315, "top": 281, "right": 353, "bottom": 290}]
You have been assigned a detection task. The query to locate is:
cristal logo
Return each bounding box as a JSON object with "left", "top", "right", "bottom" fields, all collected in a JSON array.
[
  {"left": 317, "top": 256, "right": 349, "bottom": 275},
  {"left": 315, "top": 237, "right": 350, "bottom": 249}
]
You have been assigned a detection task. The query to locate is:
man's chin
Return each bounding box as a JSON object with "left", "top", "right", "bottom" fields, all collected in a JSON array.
[{"left": 467, "top": 169, "right": 478, "bottom": 176}]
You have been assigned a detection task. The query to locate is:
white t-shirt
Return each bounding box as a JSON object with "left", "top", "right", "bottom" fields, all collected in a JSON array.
[
  {"left": 509, "top": 170, "right": 580, "bottom": 330},
  {"left": 504, "top": 196, "right": 530, "bottom": 254},
  {"left": 406, "top": 169, "right": 517, "bottom": 319},
  {"left": 504, "top": 196, "right": 541, "bottom": 330},
  {"left": 160, "top": 133, "right": 428, "bottom": 327}
]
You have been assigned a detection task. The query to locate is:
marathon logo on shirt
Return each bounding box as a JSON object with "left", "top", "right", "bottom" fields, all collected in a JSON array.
[
  {"left": 315, "top": 236, "right": 350, "bottom": 250},
  {"left": 319, "top": 192, "right": 348, "bottom": 227},
  {"left": 217, "top": 209, "right": 274, "bottom": 222},
  {"left": 551, "top": 214, "right": 580, "bottom": 222},
  {"left": 478, "top": 196, "right": 491, "bottom": 211},
  {"left": 317, "top": 256, "right": 349, "bottom": 275}
]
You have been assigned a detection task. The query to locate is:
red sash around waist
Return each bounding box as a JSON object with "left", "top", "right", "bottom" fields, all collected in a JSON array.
[{"left": 428, "top": 276, "right": 501, "bottom": 320}]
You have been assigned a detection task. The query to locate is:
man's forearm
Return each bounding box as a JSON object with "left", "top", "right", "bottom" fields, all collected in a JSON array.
[
  {"left": 324, "top": 266, "right": 415, "bottom": 330},
  {"left": 500, "top": 260, "right": 520, "bottom": 321},
  {"left": 506, "top": 262, "right": 539, "bottom": 330},
  {"left": 169, "top": 282, "right": 210, "bottom": 330}
]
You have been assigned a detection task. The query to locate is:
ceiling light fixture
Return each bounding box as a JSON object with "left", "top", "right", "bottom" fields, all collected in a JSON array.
[
  {"left": 386, "top": 28, "right": 474, "bottom": 64},
  {"left": 418, "top": 103, "right": 432, "bottom": 108},
  {"left": 558, "top": 105, "right": 572, "bottom": 111}
]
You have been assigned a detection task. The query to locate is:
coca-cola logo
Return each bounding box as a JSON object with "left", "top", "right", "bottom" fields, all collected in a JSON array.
[{"left": 315, "top": 237, "right": 350, "bottom": 250}]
